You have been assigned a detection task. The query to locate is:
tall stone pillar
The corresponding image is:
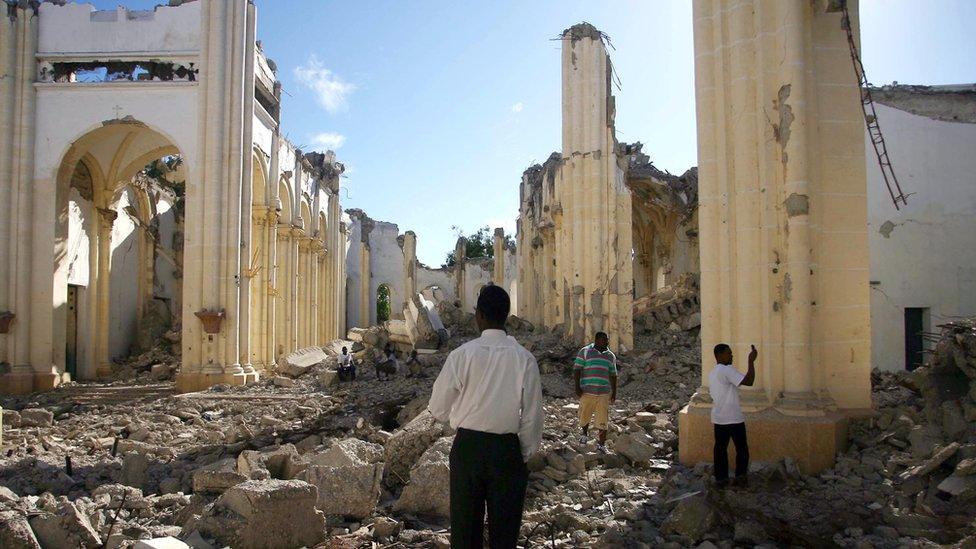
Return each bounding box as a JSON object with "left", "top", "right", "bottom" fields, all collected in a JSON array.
[
  {"left": 454, "top": 237, "right": 467, "bottom": 310},
  {"left": 289, "top": 226, "right": 302, "bottom": 350},
  {"left": 339, "top": 222, "right": 349, "bottom": 337},
  {"left": 678, "top": 0, "right": 872, "bottom": 474},
  {"left": 555, "top": 24, "right": 633, "bottom": 351},
  {"left": 402, "top": 231, "right": 417, "bottom": 311},
  {"left": 177, "top": 0, "right": 256, "bottom": 392},
  {"left": 492, "top": 228, "right": 505, "bottom": 285},
  {"left": 0, "top": 4, "right": 38, "bottom": 394},
  {"left": 95, "top": 208, "right": 117, "bottom": 378},
  {"left": 359, "top": 243, "right": 371, "bottom": 327}
]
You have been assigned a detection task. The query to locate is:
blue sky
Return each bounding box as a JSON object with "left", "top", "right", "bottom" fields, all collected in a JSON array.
[{"left": 90, "top": 0, "right": 976, "bottom": 266}]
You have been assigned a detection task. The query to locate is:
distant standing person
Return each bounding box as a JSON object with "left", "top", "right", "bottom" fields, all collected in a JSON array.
[
  {"left": 428, "top": 285, "right": 543, "bottom": 549},
  {"left": 574, "top": 331, "right": 617, "bottom": 453},
  {"left": 709, "top": 343, "right": 757, "bottom": 487}
]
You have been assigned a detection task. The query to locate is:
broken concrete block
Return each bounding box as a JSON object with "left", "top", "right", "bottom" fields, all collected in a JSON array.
[
  {"left": 150, "top": 364, "right": 174, "bottom": 381},
  {"left": 937, "top": 474, "right": 976, "bottom": 500},
  {"left": 237, "top": 444, "right": 305, "bottom": 480},
  {"left": 271, "top": 375, "right": 295, "bottom": 388},
  {"left": 901, "top": 442, "right": 959, "bottom": 479},
  {"left": 0, "top": 486, "right": 19, "bottom": 504},
  {"left": 318, "top": 369, "right": 338, "bottom": 387},
  {"left": 279, "top": 346, "right": 326, "bottom": 377},
  {"left": 119, "top": 451, "right": 150, "bottom": 490},
  {"left": 299, "top": 462, "right": 384, "bottom": 519},
  {"left": 383, "top": 410, "right": 447, "bottom": 487},
  {"left": 28, "top": 500, "right": 102, "bottom": 548},
  {"left": 2, "top": 409, "right": 21, "bottom": 428},
  {"left": 0, "top": 511, "right": 41, "bottom": 549},
  {"left": 661, "top": 491, "right": 716, "bottom": 541},
  {"left": 308, "top": 438, "right": 383, "bottom": 468},
  {"left": 394, "top": 436, "right": 452, "bottom": 518},
  {"left": 192, "top": 458, "right": 246, "bottom": 494},
  {"left": 614, "top": 431, "right": 658, "bottom": 464},
  {"left": 133, "top": 537, "right": 191, "bottom": 549},
  {"left": 195, "top": 480, "right": 325, "bottom": 549},
  {"left": 20, "top": 408, "right": 53, "bottom": 427}
]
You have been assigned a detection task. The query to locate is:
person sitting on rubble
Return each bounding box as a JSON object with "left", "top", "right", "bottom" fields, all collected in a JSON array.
[
  {"left": 575, "top": 331, "right": 618, "bottom": 453},
  {"left": 428, "top": 284, "right": 543, "bottom": 549},
  {"left": 337, "top": 346, "right": 356, "bottom": 382},
  {"left": 710, "top": 343, "right": 758, "bottom": 487},
  {"left": 405, "top": 349, "right": 423, "bottom": 378},
  {"left": 375, "top": 343, "right": 398, "bottom": 380}
]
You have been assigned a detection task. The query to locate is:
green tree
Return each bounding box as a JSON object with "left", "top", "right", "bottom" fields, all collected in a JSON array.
[
  {"left": 443, "top": 226, "right": 515, "bottom": 267},
  {"left": 376, "top": 284, "right": 392, "bottom": 323}
]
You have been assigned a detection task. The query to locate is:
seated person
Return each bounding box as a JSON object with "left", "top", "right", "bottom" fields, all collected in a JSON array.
[{"left": 337, "top": 346, "right": 356, "bottom": 382}]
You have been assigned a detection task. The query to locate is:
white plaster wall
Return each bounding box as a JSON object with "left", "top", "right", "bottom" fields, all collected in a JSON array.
[
  {"left": 252, "top": 113, "right": 274, "bottom": 158},
  {"left": 868, "top": 103, "right": 976, "bottom": 371},
  {"left": 34, "top": 85, "right": 199, "bottom": 182},
  {"left": 344, "top": 217, "right": 365, "bottom": 329},
  {"left": 109, "top": 190, "right": 141, "bottom": 360},
  {"left": 66, "top": 188, "right": 92, "bottom": 287},
  {"left": 154, "top": 197, "right": 179, "bottom": 310},
  {"left": 464, "top": 258, "right": 494, "bottom": 310},
  {"left": 38, "top": 2, "right": 201, "bottom": 54},
  {"left": 417, "top": 266, "right": 454, "bottom": 303},
  {"left": 367, "top": 221, "right": 406, "bottom": 324}
]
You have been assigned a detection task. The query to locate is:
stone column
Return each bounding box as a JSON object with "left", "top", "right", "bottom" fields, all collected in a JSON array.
[
  {"left": 339, "top": 223, "right": 349, "bottom": 337},
  {"left": 402, "top": 231, "right": 417, "bottom": 312},
  {"left": 265, "top": 208, "right": 279, "bottom": 367},
  {"left": 0, "top": 5, "right": 38, "bottom": 394},
  {"left": 678, "top": 0, "right": 871, "bottom": 474},
  {"left": 492, "top": 228, "right": 505, "bottom": 285},
  {"left": 289, "top": 227, "right": 302, "bottom": 350},
  {"left": 555, "top": 23, "right": 634, "bottom": 351},
  {"left": 95, "top": 208, "right": 117, "bottom": 378},
  {"left": 177, "top": 0, "right": 256, "bottom": 392},
  {"left": 248, "top": 207, "right": 267, "bottom": 370},
  {"left": 359, "top": 243, "right": 371, "bottom": 327},
  {"left": 454, "top": 237, "right": 467, "bottom": 310}
]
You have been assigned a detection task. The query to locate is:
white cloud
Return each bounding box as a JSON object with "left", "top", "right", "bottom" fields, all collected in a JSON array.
[
  {"left": 294, "top": 55, "right": 354, "bottom": 113},
  {"left": 511, "top": 102, "right": 524, "bottom": 113},
  {"left": 309, "top": 132, "right": 346, "bottom": 151}
]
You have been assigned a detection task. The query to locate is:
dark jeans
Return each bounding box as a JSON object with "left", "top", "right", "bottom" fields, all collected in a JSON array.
[
  {"left": 713, "top": 422, "right": 749, "bottom": 481},
  {"left": 337, "top": 366, "right": 355, "bottom": 382},
  {"left": 449, "top": 428, "right": 528, "bottom": 549}
]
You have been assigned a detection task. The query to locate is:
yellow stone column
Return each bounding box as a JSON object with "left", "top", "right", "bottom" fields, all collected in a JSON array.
[
  {"left": 177, "top": 0, "right": 256, "bottom": 392},
  {"left": 554, "top": 24, "right": 633, "bottom": 351},
  {"left": 95, "top": 208, "right": 117, "bottom": 379},
  {"left": 492, "top": 228, "right": 505, "bottom": 285},
  {"left": 359, "top": 242, "right": 371, "bottom": 327},
  {"left": 678, "top": 0, "right": 872, "bottom": 474},
  {"left": 402, "top": 231, "right": 417, "bottom": 311},
  {"left": 0, "top": 4, "right": 39, "bottom": 394},
  {"left": 265, "top": 208, "right": 279, "bottom": 367}
]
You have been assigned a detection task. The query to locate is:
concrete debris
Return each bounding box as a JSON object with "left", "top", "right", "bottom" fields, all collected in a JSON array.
[
  {"left": 0, "top": 319, "right": 973, "bottom": 547},
  {"left": 394, "top": 436, "right": 453, "bottom": 518},
  {"left": 633, "top": 273, "right": 700, "bottom": 332},
  {"left": 279, "top": 346, "right": 328, "bottom": 378},
  {"left": 193, "top": 480, "right": 325, "bottom": 549}
]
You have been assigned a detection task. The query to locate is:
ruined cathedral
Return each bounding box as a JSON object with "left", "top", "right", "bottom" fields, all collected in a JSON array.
[
  {"left": 0, "top": 1, "right": 347, "bottom": 394},
  {"left": 0, "top": 1, "right": 974, "bottom": 547}
]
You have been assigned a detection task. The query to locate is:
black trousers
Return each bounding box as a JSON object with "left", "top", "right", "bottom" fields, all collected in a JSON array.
[
  {"left": 449, "top": 428, "right": 528, "bottom": 549},
  {"left": 713, "top": 422, "right": 749, "bottom": 481}
]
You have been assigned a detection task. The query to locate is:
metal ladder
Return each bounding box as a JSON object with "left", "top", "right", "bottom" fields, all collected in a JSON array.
[{"left": 841, "top": 4, "right": 908, "bottom": 210}]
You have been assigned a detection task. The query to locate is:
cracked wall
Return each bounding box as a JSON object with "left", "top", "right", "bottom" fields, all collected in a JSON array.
[{"left": 867, "top": 96, "right": 976, "bottom": 371}]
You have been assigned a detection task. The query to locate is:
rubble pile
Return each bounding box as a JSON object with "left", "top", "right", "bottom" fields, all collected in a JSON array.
[
  {"left": 111, "top": 327, "right": 182, "bottom": 382},
  {"left": 0, "top": 320, "right": 973, "bottom": 547},
  {"left": 633, "top": 274, "right": 700, "bottom": 333}
]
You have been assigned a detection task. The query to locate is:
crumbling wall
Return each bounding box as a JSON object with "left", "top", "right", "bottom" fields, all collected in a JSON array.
[{"left": 867, "top": 92, "right": 976, "bottom": 371}]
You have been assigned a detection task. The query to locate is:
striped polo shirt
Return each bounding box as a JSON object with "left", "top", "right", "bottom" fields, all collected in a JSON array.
[{"left": 574, "top": 344, "right": 617, "bottom": 395}]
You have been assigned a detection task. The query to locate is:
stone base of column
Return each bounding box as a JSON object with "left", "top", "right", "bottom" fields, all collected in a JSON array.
[
  {"left": 175, "top": 370, "right": 253, "bottom": 393},
  {"left": 0, "top": 371, "right": 36, "bottom": 395},
  {"left": 97, "top": 363, "right": 113, "bottom": 379},
  {"left": 677, "top": 403, "right": 851, "bottom": 474}
]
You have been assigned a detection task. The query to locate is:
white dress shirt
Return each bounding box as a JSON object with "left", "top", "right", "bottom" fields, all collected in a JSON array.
[
  {"left": 708, "top": 363, "right": 746, "bottom": 425},
  {"left": 428, "top": 329, "right": 544, "bottom": 460}
]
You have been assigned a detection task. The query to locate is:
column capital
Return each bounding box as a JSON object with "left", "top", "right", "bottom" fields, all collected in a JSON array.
[{"left": 290, "top": 227, "right": 305, "bottom": 238}]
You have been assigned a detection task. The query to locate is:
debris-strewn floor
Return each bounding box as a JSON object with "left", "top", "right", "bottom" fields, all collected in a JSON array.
[{"left": 1, "top": 321, "right": 975, "bottom": 548}]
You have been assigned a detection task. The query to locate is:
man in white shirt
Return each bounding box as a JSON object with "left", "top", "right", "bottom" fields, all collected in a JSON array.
[
  {"left": 428, "top": 284, "right": 543, "bottom": 549},
  {"left": 708, "top": 343, "right": 758, "bottom": 487},
  {"left": 337, "top": 346, "right": 355, "bottom": 382}
]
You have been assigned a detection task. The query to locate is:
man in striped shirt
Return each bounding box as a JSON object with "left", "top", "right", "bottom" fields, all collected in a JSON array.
[{"left": 574, "top": 331, "right": 617, "bottom": 453}]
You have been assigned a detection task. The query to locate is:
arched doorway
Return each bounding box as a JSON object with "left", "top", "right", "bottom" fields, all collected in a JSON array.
[
  {"left": 376, "top": 283, "right": 392, "bottom": 323},
  {"left": 55, "top": 122, "right": 185, "bottom": 381}
]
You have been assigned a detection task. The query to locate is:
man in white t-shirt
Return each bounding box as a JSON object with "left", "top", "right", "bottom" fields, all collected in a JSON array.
[{"left": 708, "top": 343, "right": 758, "bottom": 487}]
